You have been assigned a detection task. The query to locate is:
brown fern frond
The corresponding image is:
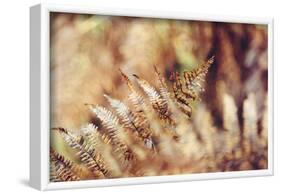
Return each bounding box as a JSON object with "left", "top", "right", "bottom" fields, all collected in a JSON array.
[
  {"left": 81, "top": 123, "right": 123, "bottom": 177},
  {"left": 119, "top": 70, "right": 146, "bottom": 110},
  {"left": 171, "top": 72, "right": 193, "bottom": 117},
  {"left": 119, "top": 70, "right": 155, "bottom": 147},
  {"left": 104, "top": 94, "right": 153, "bottom": 148},
  {"left": 133, "top": 74, "right": 173, "bottom": 124},
  {"left": 119, "top": 68, "right": 134, "bottom": 89},
  {"left": 154, "top": 65, "right": 170, "bottom": 101},
  {"left": 104, "top": 94, "right": 139, "bottom": 132},
  {"left": 120, "top": 71, "right": 174, "bottom": 148},
  {"left": 52, "top": 127, "right": 84, "bottom": 144},
  {"left": 80, "top": 124, "right": 99, "bottom": 147},
  {"left": 80, "top": 124, "right": 113, "bottom": 177},
  {"left": 170, "top": 57, "right": 214, "bottom": 117},
  {"left": 50, "top": 162, "right": 62, "bottom": 182},
  {"left": 89, "top": 105, "right": 136, "bottom": 163},
  {"left": 90, "top": 105, "right": 126, "bottom": 144},
  {"left": 60, "top": 130, "right": 109, "bottom": 178},
  {"left": 175, "top": 71, "right": 198, "bottom": 101},
  {"left": 50, "top": 148, "right": 81, "bottom": 182},
  {"left": 51, "top": 127, "right": 69, "bottom": 135},
  {"left": 183, "top": 56, "right": 214, "bottom": 94}
]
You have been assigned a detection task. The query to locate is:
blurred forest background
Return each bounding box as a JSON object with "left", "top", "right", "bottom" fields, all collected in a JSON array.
[{"left": 50, "top": 13, "right": 268, "bottom": 173}]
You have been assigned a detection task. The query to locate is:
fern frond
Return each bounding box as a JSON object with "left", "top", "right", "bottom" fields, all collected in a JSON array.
[
  {"left": 183, "top": 56, "right": 214, "bottom": 94},
  {"left": 90, "top": 105, "right": 122, "bottom": 142},
  {"left": 50, "top": 162, "right": 62, "bottom": 182},
  {"left": 119, "top": 69, "right": 146, "bottom": 111},
  {"left": 61, "top": 130, "right": 109, "bottom": 178},
  {"left": 52, "top": 127, "right": 84, "bottom": 145},
  {"left": 90, "top": 105, "right": 135, "bottom": 162},
  {"left": 51, "top": 127, "right": 69, "bottom": 135},
  {"left": 170, "top": 57, "right": 214, "bottom": 117},
  {"left": 80, "top": 124, "right": 101, "bottom": 150},
  {"left": 104, "top": 94, "right": 134, "bottom": 130},
  {"left": 121, "top": 72, "right": 173, "bottom": 148},
  {"left": 119, "top": 70, "right": 155, "bottom": 148},
  {"left": 90, "top": 105, "right": 115, "bottom": 123},
  {"left": 104, "top": 94, "right": 153, "bottom": 147},
  {"left": 133, "top": 74, "right": 172, "bottom": 124},
  {"left": 154, "top": 65, "right": 170, "bottom": 101},
  {"left": 50, "top": 148, "right": 81, "bottom": 182},
  {"left": 80, "top": 124, "right": 113, "bottom": 173},
  {"left": 81, "top": 123, "right": 123, "bottom": 177},
  {"left": 172, "top": 72, "right": 193, "bottom": 117}
]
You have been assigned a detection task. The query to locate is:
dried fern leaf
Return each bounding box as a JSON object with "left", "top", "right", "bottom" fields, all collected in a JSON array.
[
  {"left": 119, "top": 69, "right": 145, "bottom": 109},
  {"left": 175, "top": 71, "right": 198, "bottom": 101},
  {"left": 172, "top": 72, "right": 193, "bottom": 117},
  {"left": 89, "top": 105, "right": 135, "bottom": 163},
  {"left": 51, "top": 127, "right": 69, "bottom": 135},
  {"left": 154, "top": 65, "right": 170, "bottom": 101},
  {"left": 133, "top": 74, "right": 173, "bottom": 124},
  {"left": 183, "top": 56, "right": 214, "bottom": 94},
  {"left": 79, "top": 124, "right": 115, "bottom": 177},
  {"left": 121, "top": 72, "right": 177, "bottom": 147},
  {"left": 50, "top": 148, "right": 81, "bottom": 182},
  {"left": 171, "top": 57, "right": 214, "bottom": 117},
  {"left": 81, "top": 123, "right": 122, "bottom": 177},
  {"left": 104, "top": 94, "right": 153, "bottom": 148},
  {"left": 90, "top": 105, "right": 128, "bottom": 144},
  {"left": 60, "top": 130, "right": 108, "bottom": 178},
  {"left": 154, "top": 66, "right": 180, "bottom": 126},
  {"left": 119, "top": 70, "right": 155, "bottom": 147},
  {"left": 50, "top": 161, "right": 62, "bottom": 182},
  {"left": 80, "top": 124, "right": 100, "bottom": 148},
  {"left": 119, "top": 70, "right": 149, "bottom": 126},
  {"left": 52, "top": 127, "right": 83, "bottom": 143}
]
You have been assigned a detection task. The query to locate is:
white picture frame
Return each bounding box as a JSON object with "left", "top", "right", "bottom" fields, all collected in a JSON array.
[{"left": 30, "top": 3, "right": 274, "bottom": 191}]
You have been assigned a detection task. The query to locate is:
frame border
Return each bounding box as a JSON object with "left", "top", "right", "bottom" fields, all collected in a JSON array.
[{"left": 30, "top": 3, "right": 274, "bottom": 191}]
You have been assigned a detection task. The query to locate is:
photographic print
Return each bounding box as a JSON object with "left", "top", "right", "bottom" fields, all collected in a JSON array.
[{"left": 49, "top": 12, "right": 269, "bottom": 183}]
